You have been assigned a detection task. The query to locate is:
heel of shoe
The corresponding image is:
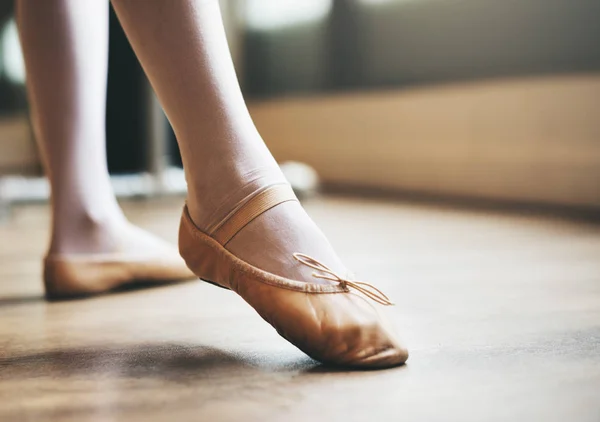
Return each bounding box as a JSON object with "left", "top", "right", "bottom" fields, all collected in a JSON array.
[
  {"left": 178, "top": 206, "right": 232, "bottom": 289},
  {"left": 43, "top": 258, "right": 95, "bottom": 299},
  {"left": 43, "top": 259, "right": 66, "bottom": 299},
  {"left": 43, "top": 258, "right": 126, "bottom": 299}
]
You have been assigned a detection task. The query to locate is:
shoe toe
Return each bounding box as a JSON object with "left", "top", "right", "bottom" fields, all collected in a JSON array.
[
  {"left": 321, "top": 318, "right": 408, "bottom": 368},
  {"left": 350, "top": 344, "right": 409, "bottom": 368},
  {"left": 275, "top": 294, "right": 408, "bottom": 369}
]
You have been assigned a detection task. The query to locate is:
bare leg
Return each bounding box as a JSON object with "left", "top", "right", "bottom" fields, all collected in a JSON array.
[
  {"left": 109, "top": 0, "right": 408, "bottom": 368},
  {"left": 16, "top": 0, "right": 192, "bottom": 296},
  {"left": 111, "top": 0, "right": 346, "bottom": 282},
  {"left": 16, "top": 0, "right": 124, "bottom": 254}
]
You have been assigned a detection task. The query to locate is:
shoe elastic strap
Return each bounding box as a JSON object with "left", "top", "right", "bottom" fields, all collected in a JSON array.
[{"left": 212, "top": 184, "right": 298, "bottom": 246}]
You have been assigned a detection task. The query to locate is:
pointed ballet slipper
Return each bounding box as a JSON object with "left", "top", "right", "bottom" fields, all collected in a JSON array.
[{"left": 179, "top": 184, "right": 408, "bottom": 368}]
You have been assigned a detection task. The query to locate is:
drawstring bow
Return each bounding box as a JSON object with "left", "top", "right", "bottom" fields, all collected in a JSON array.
[{"left": 292, "top": 253, "right": 394, "bottom": 306}]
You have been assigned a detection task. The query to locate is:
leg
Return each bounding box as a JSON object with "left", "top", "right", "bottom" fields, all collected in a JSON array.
[
  {"left": 16, "top": 0, "right": 121, "bottom": 254},
  {"left": 111, "top": 0, "right": 346, "bottom": 282},
  {"left": 111, "top": 0, "right": 407, "bottom": 367},
  {"left": 16, "top": 0, "right": 193, "bottom": 297}
]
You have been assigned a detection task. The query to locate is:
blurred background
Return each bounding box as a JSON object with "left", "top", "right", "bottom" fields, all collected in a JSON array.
[{"left": 0, "top": 0, "right": 599, "bottom": 213}]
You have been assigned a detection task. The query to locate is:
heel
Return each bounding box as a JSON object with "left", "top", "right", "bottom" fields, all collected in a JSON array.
[
  {"left": 178, "top": 206, "right": 233, "bottom": 290},
  {"left": 43, "top": 258, "right": 108, "bottom": 299}
]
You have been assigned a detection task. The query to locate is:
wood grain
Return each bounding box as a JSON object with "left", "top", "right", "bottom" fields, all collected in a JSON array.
[{"left": 1, "top": 196, "right": 599, "bottom": 422}]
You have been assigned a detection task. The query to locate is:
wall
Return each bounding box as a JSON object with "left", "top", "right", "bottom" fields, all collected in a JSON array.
[{"left": 251, "top": 74, "right": 600, "bottom": 209}]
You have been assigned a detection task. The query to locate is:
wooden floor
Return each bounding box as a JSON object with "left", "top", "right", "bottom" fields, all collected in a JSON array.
[{"left": 1, "top": 196, "right": 599, "bottom": 422}]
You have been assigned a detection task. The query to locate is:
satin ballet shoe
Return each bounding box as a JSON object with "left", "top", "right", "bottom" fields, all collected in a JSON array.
[
  {"left": 179, "top": 183, "right": 408, "bottom": 368},
  {"left": 44, "top": 247, "right": 195, "bottom": 300}
]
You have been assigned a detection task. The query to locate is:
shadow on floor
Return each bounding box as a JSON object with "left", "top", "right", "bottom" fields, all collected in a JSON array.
[
  {"left": 0, "top": 341, "right": 402, "bottom": 381},
  {"left": 0, "top": 342, "right": 333, "bottom": 380},
  {"left": 0, "top": 279, "right": 196, "bottom": 307},
  {"left": 0, "top": 294, "right": 45, "bottom": 307}
]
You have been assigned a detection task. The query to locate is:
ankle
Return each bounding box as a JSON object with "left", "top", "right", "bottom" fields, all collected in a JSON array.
[
  {"left": 186, "top": 165, "right": 287, "bottom": 232},
  {"left": 49, "top": 206, "right": 127, "bottom": 255}
]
